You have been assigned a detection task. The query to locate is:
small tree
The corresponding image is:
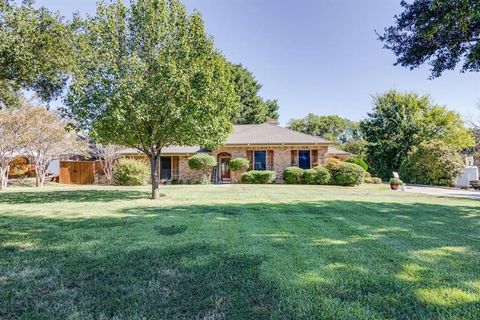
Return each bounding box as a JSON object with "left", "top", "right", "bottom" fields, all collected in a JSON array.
[
  {"left": 399, "top": 141, "right": 464, "bottom": 187},
  {"left": 23, "top": 103, "right": 87, "bottom": 187},
  {"left": 229, "top": 157, "right": 249, "bottom": 183},
  {"left": 188, "top": 154, "right": 217, "bottom": 184},
  {"left": 0, "top": 105, "right": 29, "bottom": 190},
  {"left": 97, "top": 144, "right": 123, "bottom": 184}
]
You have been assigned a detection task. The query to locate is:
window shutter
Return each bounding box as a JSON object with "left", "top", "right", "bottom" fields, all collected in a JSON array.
[
  {"left": 267, "top": 150, "right": 274, "bottom": 171},
  {"left": 172, "top": 156, "right": 179, "bottom": 178},
  {"left": 246, "top": 150, "right": 253, "bottom": 170},
  {"left": 290, "top": 150, "right": 297, "bottom": 166},
  {"left": 312, "top": 150, "right": 318, "bottom": 167}
]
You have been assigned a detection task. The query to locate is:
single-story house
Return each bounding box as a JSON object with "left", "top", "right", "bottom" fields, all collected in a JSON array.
[{"left": 119, "top": 123, "right": 353, "bottom": 183}]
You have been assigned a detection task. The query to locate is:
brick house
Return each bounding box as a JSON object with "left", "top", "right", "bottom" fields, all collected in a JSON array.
[{"left": 119, "top": 123, "right": 354, "bottom": 183}]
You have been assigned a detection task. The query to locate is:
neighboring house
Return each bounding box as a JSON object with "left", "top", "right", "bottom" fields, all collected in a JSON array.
[
  {"left": 327, "top": 146, "right": 356, "bottom": 161},
  {"left": 119, "top": 123, "right": 351, "bottom": 183}
]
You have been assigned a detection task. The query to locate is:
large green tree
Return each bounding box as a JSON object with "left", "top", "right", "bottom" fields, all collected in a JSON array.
[
  {"left": 379, "top": 0, "right": 480, "bottom": 78},
  {"left": 65, "top": 0, "right": 239, "bottom": 199},
  {"left": 229, "top": 63, "right": 279, "bottom": 124},
  {"left": 288, "top": 114, "right": 361, "bottom": 143},
  {"left": 0, "top": 0, "right": 73, "bottom": 106},
  {"left": 361, "top": 90, "right": 474, "bottom": 178}
]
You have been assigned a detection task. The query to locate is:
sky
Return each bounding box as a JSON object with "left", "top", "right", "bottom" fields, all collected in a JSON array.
[{"left": 35, "top": 0, "right": 480, "bottom": 125}]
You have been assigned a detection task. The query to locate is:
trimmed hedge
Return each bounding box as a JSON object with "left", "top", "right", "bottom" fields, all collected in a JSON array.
[
  {"left": 188, "top": 154, "right": 217, "bottom": 184},
  {"left": 113, "top": 159, "right": 149, "bottom": 186},
  {"left": 312, "top": 166, "right": 331, "bottom": 185},
  {"left": 241, "top": 170, "right": 276, "bottom": 184},
  {"left": 188, "top": 154, "right": 217, "bottom": 170},
  {"left": 302, "top": 169, "right": 317, "bottom": 184},
  {"left": 345, "top": 158, "right": 368, "bottom": 171},
  {"left": 283, "top": 166, "right": 331, "bottom": 185},
  {"left": 329, "top": 162, "right": 365, "bottom": 186},
  {"left": 229, "top": 158, "right": 250, "bottom": 171},
  {"left": 284, "top": 167, "right": 304, "bottom": 184}
]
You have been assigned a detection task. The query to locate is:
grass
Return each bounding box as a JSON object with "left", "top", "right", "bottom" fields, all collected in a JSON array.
[{"left": 0, "top": 184, "right": 479, "bottom": 319}]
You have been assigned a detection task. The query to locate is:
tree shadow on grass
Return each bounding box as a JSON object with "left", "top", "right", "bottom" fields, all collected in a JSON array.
[
  {"left": 1, "top": 243, "right": 282, "bottom": 319},
  {"left": 0, "top": 189, "right": 155, "bottom": 204},
  {"left": 1, "top": 200, "right": 479, "bottom": 319}
]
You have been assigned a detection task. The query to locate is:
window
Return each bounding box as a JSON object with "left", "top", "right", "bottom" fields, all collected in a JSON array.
[
  {"left": 254, "top": 151, "right": 267, "bottom": 170},
  {"left": 160, "top": 156, "right": 172, "bottom": 180},
  {"left": 298, "top": 150, "right": 311, "bottom": 169}
]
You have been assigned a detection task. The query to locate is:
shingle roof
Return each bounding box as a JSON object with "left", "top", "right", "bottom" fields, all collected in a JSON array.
[
  {"left": 119, "top": 124, "right": 332, "bottom": 155},
  {"left": 328, "top": 146, "right": 354, "bottom": 155},
  {"left": 226, "top": 124, "right": 332, "bottom": 145}
]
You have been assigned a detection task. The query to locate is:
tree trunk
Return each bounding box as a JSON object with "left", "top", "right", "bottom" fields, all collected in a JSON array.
[
  {"left": 35, "top": 164, "right": 47, "bottom": 188},
  {"left": 149, "top": 153, "right": 161, "bottom": 200},
  {"left": 0, "top": 165, "right": 9, "bottom": 191}
]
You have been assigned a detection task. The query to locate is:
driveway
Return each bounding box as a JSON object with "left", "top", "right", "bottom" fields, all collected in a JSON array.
[{"left": 405, "top": 185, "right": 480, "bottom": 200}]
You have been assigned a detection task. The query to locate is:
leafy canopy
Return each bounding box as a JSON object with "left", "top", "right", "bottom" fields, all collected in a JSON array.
[
  {"left": 288, "top": 114, "right": 361, "bottom": 144},
  {"left": 379, "top": 0, "right": 480, "bottom": 78},
  {"left": 0, "top": 0, "right": 73, "bottom": 106},
  {"left": 229, "top": 63, "right": 279, "bottom": 124},
  {"left": 361, "top": 90, "right": 474, "bottom": 178},
  {"left": 65, "top": 0, "right": 239, "bottom": 197}
]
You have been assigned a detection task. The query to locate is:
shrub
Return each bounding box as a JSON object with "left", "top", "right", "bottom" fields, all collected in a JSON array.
[
  {"left": 313, "top": 166, "right": 331, "bottom": 185},
  {"left": 399, "top": 141, "right": 464, "bottom": 187},
  {"left": 302, "top": 169, "right": 317, "bottom": 184},
  {"left": 229, "top": 158, "right": 250, "bottom": 171},
  {"left": 365, "top": 176, "right": 382, "bottom": 184},
  {"left": 188, "top": 154, "right": 217, "bottom": 184},
  {"left": 113, "top": 159, "right": 149, "bottom": 186},
  {"left": 241, "top": 170, "right": 276, "bottom": 184},
  {"left": 229, "top": 158, "right": 250, "bottom": 183},
  {"left": 345, "top": 157, "right": 368, "bottom": 171},
  {"left": 284, "top": 167, "right": 304, "bottom": 184},
  {"left": 329, "top": 162, "right": 365, "bottom": 186},
  {"left": 323, "top": 157, "right": 343, "bottom": 171}
]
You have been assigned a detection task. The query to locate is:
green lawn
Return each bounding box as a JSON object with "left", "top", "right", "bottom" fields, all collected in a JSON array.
[{"left": 1, "top": 184, "right": 479, "bottom": 319}]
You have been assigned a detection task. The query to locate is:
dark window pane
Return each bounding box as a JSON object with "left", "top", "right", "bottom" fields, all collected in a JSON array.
[
  {"left": 254, "top": 151, "right": 266, "bottom": 170},
  {"left": 298, "top": 150, "right": 311, "bottom": 169},
  {"left": 160, "top": 156, "right": 172, "bottom": 180}
]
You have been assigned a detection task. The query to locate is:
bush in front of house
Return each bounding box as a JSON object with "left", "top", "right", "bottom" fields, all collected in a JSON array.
[
  {"left": 312, "top": 166, "right": 331, "bottom": 185},
  {"left": 345, "top": 157, "right": 368, "bottom": 171},
  {"left": 399, "top": 140, "right": 464, "bottom": 187},
  {"left": 241, "top": 170, "right": 276, "bottom": 184},
  {"left": 229, "top": 158, "right": 250, "bottom": 183},
  {"left": 229, "top": 158, "right": 250, "bottom": 171},
  {"left": 323, "top": 157, "right": 343, "bottom": 171},
  {"left": 113, "top": 159, "right": 149, "bottom": 186},
  {"left": 188, "top": 154, "right": 217, "bottom": 184},
  {"left": 302, "top": 169, "right": 317, "bottom": 184},
  {"left": 328, "top": 162, "right": 365, "bottom": 186},
  {"left": 284, "top": 166, "right": 305, "bottom": 184}
]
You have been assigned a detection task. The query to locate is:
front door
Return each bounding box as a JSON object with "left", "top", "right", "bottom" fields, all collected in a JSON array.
[{"left": 220, "top": 158, "right": 231, "bottom": 181}]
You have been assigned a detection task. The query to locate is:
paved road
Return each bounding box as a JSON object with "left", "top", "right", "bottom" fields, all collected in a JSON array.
[{"left": 405, "top": 185, "right": 480, "bottom": 200}]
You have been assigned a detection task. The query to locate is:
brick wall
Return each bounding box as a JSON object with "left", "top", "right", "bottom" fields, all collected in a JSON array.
[
  {"left": 213, "top": 145, "right": 329, "bottom": 182},
  {"left": 178, "top": 156, "right": 203, "bottom": 183},
  {"left": 120, "top": 145, "right": 331, "bottom": 183}
]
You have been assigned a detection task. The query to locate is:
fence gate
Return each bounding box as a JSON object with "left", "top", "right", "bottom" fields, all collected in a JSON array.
[{"left": 59, "top": 161, "right": 95, "bottom": 185}]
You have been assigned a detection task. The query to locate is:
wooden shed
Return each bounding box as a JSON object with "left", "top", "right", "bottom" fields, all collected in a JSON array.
[{"left": 59, "top": 161, "right": 96, "bottom": 185}]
